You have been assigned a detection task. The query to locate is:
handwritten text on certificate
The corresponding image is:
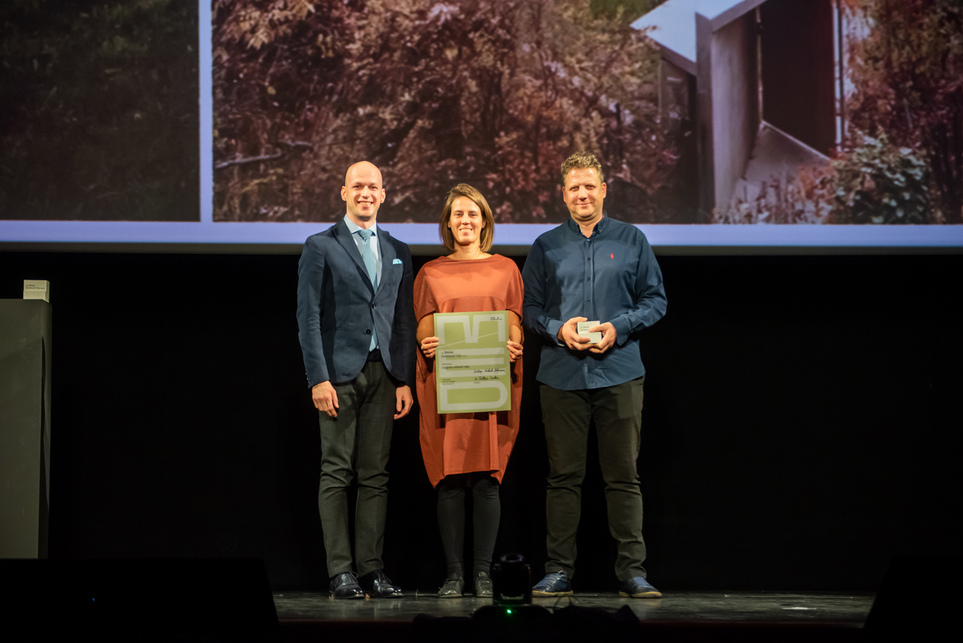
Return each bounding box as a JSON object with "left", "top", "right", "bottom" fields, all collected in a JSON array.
[{"left": 434, "top": 311, "right": 511, "bottom": 414}]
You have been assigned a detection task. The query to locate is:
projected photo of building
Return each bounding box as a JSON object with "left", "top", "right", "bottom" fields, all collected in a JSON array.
[
  {"left": 211, "top": 0, "right": 961, "bottom": 228},
  {"left": 641, "top": 0, "right": 960, "bottom": 226},
  {"left": 635, "top": 0, "right": 840, "bottom": 223},
  {"left": 2, "top": 0, "right": 960, "bottom": 247}
]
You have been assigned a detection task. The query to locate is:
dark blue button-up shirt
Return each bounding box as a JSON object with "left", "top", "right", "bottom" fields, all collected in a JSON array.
[{"left": 522, "top": 216, "right": 666, "bottom": 390}]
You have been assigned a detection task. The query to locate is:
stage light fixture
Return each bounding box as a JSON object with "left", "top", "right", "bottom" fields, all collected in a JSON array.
[{"left": 492, "top": 552, "right": 532, "bottom": 606}]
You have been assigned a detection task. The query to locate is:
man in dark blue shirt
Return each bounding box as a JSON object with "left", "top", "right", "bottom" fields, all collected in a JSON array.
[{"left": 522, "top": 151, "right": 667, "bottom": 598}]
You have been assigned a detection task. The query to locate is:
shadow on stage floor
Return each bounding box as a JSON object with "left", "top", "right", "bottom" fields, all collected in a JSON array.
[
  {"left": 16, "top": 557, "right": 939, "bottom": 642},
  {"left": 274, "top": 590, "right": 874, "bottom": 642}
]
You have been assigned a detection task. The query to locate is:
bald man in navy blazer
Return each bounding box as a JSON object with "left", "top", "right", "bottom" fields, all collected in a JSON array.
[{"left": 297, "top": 161, "right": 415, "bottom": 599}]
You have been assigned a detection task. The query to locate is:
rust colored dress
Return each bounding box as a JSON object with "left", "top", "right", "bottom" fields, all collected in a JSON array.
[{"left": 414, "top": 254, "right": 524, "bottom": 488}]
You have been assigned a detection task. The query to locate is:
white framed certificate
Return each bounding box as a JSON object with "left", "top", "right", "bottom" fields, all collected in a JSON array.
[{"left": 434, "top": 311, "right": 511, "bottom": 413}]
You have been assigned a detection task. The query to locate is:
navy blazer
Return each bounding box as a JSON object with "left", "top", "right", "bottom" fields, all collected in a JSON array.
[{"left": 296, "top": 218, "right": 415, "bottom": 389}]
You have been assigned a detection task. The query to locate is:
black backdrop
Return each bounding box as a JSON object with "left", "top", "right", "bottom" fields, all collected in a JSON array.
[{"left": 1, "top": 249, "right": 960, "bottom": 592}]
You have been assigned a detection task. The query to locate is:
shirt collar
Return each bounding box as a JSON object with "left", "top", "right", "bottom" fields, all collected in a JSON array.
[
  {"left": 564, "top": 213, "right": 607, "bottom": 237},
  {"left": 343, "top": 215, "right": 377, "bottom": 237}
]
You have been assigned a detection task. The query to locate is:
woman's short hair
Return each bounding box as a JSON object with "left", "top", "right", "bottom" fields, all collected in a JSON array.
[{"left": 439, "top": 183, "right": 495, "bottom": 252}]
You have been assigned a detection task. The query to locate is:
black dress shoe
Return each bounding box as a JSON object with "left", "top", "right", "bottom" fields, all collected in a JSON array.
[
  {"left": 329, "top": 572, "right": 365, "bottom": 599},
  {"left": 359, "top": 569, "right": 404, "bottom": 598}
]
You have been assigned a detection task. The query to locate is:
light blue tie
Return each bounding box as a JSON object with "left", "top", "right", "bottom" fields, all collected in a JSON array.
[{"left": 357, "top": 228, "right": 378, "bottom": 351}]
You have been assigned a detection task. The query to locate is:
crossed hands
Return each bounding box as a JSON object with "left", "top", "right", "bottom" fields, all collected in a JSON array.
[{"left": 557, "top": 317, "right": 616, "bottom": 354}]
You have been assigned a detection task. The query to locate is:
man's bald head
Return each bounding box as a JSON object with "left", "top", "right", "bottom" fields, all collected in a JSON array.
[{"left": 341, "top": 161, "right": 385, "bottom": 227}]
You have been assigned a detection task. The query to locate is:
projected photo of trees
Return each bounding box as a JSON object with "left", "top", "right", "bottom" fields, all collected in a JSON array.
[
  {"left": 0, "top": 0, "right": 200, "bottom": 222},
  {"left": 212, "top": 0, "right": 962, "bottom": 226},
  {"left": 213, "top": 0, "right": 680, "bottom": 224}
]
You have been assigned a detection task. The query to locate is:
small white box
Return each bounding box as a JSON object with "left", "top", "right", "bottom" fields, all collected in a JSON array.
[
  {"left": 577, "top": 320, "right": 601, "bottom": 344},
  {"left": 23, "top": 280, "right": 50, "bottom": 302}
]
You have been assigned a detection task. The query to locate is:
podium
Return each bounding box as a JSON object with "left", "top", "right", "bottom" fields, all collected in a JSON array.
[{"left": 0, "top": 299, "right": 52, "bottom": 558}]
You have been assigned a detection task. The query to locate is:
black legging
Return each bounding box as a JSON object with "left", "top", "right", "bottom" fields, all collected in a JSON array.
[{"left": 436, "top": 472, "right": 500, "bottom": 577}]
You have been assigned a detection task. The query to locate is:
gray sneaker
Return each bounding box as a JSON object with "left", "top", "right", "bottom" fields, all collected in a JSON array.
[
  {"left": 474, "top": 571, "right": 494, "bottom": 598},
  {"left": 618, "top": 576, "right": 662, "bottom": 598},
  {"left": 532, "top": 570, "right": 573, "bottom": 596},
  {"left": 438, "top": 573, "right": 464, "bottom": 598}
]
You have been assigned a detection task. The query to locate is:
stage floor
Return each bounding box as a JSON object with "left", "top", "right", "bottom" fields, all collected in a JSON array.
[
  {"left": 273, "top": 590, "right": 873, "bottom": 624},
  {"left": 273, "top": 589, "right": 873, "bottom": 642}
]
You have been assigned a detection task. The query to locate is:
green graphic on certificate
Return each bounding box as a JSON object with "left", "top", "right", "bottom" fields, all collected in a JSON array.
[{"left": 434, "top": 311, "right": 511, "bottom": 414}]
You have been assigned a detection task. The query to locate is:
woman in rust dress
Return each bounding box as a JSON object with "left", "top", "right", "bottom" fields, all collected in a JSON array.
[{"left": 415, "top": 184, "right": 524, "bottom": 598}]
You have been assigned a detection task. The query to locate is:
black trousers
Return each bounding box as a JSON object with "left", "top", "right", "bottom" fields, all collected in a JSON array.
[
  {"left": 539, "top": 376, "right": 647, "bottom": 581},
  {"left": 317, "top": 361, "right": 395, "bottom": 577}
]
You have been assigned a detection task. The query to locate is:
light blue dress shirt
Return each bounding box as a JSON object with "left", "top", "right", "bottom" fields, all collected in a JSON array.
[{"left": 343, "top": 215, "right": 383, "bottom": 285}]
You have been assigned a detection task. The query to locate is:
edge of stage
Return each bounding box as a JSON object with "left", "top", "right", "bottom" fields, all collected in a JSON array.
[{"left": 274, "top": 590, "right": 874, "bottom": 643}]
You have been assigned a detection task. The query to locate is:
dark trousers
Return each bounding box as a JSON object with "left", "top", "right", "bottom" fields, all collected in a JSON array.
[
  {"left": 540, "top": 377, "right": 647, "bottom": 581},
  {"left": 437, "top": 473, "right": 501, "bottom": 577},
  {"left": 317, "top": 361, "right": 395, "bottom": 577}
]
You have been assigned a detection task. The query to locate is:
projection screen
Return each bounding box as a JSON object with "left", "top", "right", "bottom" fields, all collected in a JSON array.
[{"left": 1, "top": 0, "right": 961, "bottom": 252}]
